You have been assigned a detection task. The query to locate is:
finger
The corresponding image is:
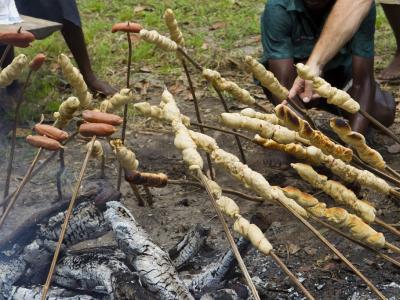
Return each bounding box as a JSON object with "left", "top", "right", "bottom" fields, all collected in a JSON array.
[
  {"left": 288, "top": 77, "right": 304, "bottom": 99},
  {"left": 302, "top": 80, "right": 313, "bottom": 103}
]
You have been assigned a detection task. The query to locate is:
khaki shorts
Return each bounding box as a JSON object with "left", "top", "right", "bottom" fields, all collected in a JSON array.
[{"left": 376, "top": 0, "right": 400, "bottom": 4}]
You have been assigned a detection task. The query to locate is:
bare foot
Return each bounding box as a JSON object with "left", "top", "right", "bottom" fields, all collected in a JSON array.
[
  {"left": 84, "top": 74, "right": 118, "bottom": 96},
  {"left": 378, "top": 52, "right": 400, "bottom": 81}
]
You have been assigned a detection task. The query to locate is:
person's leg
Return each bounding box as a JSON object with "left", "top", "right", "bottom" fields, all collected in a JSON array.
[
  {"left": 377, "top": 4, "right": 400, "bottom": 81},
  {"left": 61, "top": 20, "right": 117, "bottom": 95}
]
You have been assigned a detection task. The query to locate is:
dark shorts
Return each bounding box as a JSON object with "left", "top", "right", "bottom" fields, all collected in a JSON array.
[{"left": 15, "top": 0, "right": 81, "bottom": 27}]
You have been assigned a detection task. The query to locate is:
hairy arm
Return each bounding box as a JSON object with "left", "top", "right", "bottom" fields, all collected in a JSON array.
[
  {"left": 289, "top": 0, "right": 373, "bottom": 101},
  {"left": 347, "top": 56, "right": 375, "bottom": 134}
]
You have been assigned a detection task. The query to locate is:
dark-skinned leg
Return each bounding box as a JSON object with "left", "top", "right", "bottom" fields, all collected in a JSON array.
[
  {"left": 61, "top": 20, "right": 117, "bottom": 96},
  {"left": 378, "top": 4, "right": 400, "bottom": 81}
]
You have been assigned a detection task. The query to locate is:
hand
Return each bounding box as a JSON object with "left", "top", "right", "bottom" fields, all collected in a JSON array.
[{"left": 288, "top": 63, "right": 321, "bottom": 103}]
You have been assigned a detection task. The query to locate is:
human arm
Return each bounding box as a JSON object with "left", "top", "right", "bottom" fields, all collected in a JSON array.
[{"left": 289, "top": 0, "right": 374, "bottom": 101}]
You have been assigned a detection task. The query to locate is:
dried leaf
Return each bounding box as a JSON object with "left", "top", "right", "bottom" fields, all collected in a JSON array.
[
  {"left": 209, "top": 22, "right": 226, "bottom": 31},
  {"left": 387, "top": 143, "right": 400, "bottom": 154},
  {"left": 303, "top": 246, "right": 317, "bottom": 256},
  {"left": 139, "top": 66, "right": 151, "bottom": 73},
  {"left": 287, "top": 242, "right": 300, "bottom": 255},
  {"left": 133, "top": 5, "right": 154, "bottom": 13}
]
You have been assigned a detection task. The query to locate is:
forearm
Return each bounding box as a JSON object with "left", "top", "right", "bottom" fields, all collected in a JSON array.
[{"left": 307, "top": 0, "right": 373, "bottom": 73}]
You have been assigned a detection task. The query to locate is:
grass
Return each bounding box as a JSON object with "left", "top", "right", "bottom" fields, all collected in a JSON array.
[
  {"left": 16, "top": 0, "right": 265, "bottom": 120},
  {"left": 12, "top": 1, "right": 398, "bottom": 121}
]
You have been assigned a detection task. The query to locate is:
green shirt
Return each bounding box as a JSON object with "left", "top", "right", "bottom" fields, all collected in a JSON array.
[{"left": 260, "top": 0, "right": 376, "bottom": 72}]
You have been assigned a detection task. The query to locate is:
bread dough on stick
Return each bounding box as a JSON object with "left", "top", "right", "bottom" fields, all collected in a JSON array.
[
  {"left": 296, "top": 63, "right": 360, "bottom": 113},
  {"left": 100, "top": 88, "right": 137, "bottom": 113},
  {"left": 240, "top": 108, "right": 282, "bottom": 125},
  {"left": 110, "top": 139, "right": 139, "bottom": 171},
  {"left": 275, "top": 104, "right": 353, "bottom": 162},
  {"left": 291, "top": 163, "right": 376, "bottom": 223},
  {"left": 330, "top": 118, "right": 385, "bottom": 170},
  {"left": 203, "top": 68, "right": 256, "bottom": 105},
  {"left": 283, "top": 186, "right": 385, "bottom": 248},
  {"left": 53, "top": 97, "right": 80, "bottom": 129},
  {"left": 140, "top": 29, "right": 178, "bottom": 52},
  {"left": 243, "top": 55, "right": 288, "bottom": 101},
  {"left": 164, "top": 9, "right": 184, "bottom": 46},
  {"left": 0, "top": 54, "right": 28, "bottom": 87},
  {"left": 220, "top": 113, "right": 305, "bottom": 144},
  {"left": 58, "top": 54, "right": 93, "bottom": 109}
]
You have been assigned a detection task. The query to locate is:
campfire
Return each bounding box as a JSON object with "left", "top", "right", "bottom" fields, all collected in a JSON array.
[{"left": 1, "top": 9, "right": 400, "bottom": 300}]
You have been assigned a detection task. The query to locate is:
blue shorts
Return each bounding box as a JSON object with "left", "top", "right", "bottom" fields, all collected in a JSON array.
[{"left": 15, "top": 0, "right": 81, "bottom": 27}]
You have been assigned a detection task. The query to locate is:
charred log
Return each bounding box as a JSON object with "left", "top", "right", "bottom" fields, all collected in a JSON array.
[
  {"left": 8, "top": 285, "right": 96, "bottom": 300},
  {"left": 169, "top": 224, "right": 210, "bottom": 270},
  {"left": 0, "top": 180, "right": 120, "bottom": 249},
  {"left": 190, "top": 213, "right": 271, "bottom": 297},
  {"left": 54, "top": 247, "right": 157, "bottom": 299},
  {"left": 105, "top": 201, "right": 194, "bottom": 300}
]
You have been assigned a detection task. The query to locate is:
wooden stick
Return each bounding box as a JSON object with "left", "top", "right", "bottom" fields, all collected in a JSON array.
[
  {"left": 0, "top": 44, "right": 12, "bottom": 67},
  {"left": 287, "top": 95, "right": 317, "bottom": 130},
  {"left": 275, "top": 197, "right": 386, "bottom": 300},
  {"left": 181, "top": 58, "right": 214, "bottom": 179},
  {"left": 4, "top": 69, "right": 33, "bottom": 199},
  {"left": 386, "top": 166, "right": 400, "bottom": 181},
  {"left": 269, "top": 251, "right": 315, "bottom": 300},
  {"left": 0, "top": 148, "right": 42, "bottom": 229},
  {"left": 311, "top": 216, "right": 400, "bottom": 268},
  {"left": 191, "top": 121, "right": 254, "bottom": 142},
  {"left": 56, "top": 148, "right": 65, "bottom": 201},
  {"left": 375, "top": 217, "right": 400, "bottom": 239},
  {"left": 128, "top": 181, "right": 145, "bottom": 206},
  {"left": 351, "top": 155, "right": 400, "bottom": 188},
  {"left": 143, "top": 186, "right": 153, "bottom": 206},
  {"left": 196, "top": 169, "right": 260, "bottom": 300},
  {"left": 359, "top": 109, "right": 400, "bottom": 145},
  {"left": 213, "top": 87, "right": 247, "bottom": 164},
  {"left": 40, "top": 136, "right": 96, "bottom": 300},
  {"left": 0, "top": 131, "right": 78, "bottom": 208},
  {"left": 167, "top": 179, "right": 264, "bottom": 202},
  {"left": 176, "top": 47, "right": 247, "bottom": 163},
  {"left": 385, "top": 242, "right": 400, "bottom": 255},
  {"left": 117, "top": 30, "right": 134, "bottom": 191}
]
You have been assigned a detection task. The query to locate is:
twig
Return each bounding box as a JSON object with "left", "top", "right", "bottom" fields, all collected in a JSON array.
[
  {"left": 195, "top": 169, "right": 260, "bottom": 300},
  {"left": 40, "top": 136, "right": 96, "bottom": 300},
  {"left": 310, "top": 216, "right": 400, "bottom": 268},
  {"left": 117, "top": 30, "right": 133, "bottom": 191},
  {"left": 100, "top": 153, "right": 106, "bottom": 179},
  {"left": 181, "top": 58, "right": 214, "bottom": 179},
  {"left": 4, "top": 69, "right": 34, "bottom": 199},
  {"left": 143, "top": 186, "right": 153, "bottom": 206},
  {"left": 385, "top": 242, "right": 400, "bottom": 255},
  {"left": 269, "top": 251, "right": 315, "bottom": 300},
  {"left": 56, "top": 148, "right": 65, "bottom": 201},
  {"left": 0, "top": 148, "right": 42, "bottom": 229},
  {"left": 375, "top": 217, "right": 400, "bottom": 239}
]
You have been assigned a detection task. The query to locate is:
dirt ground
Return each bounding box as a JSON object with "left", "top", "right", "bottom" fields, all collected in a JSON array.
[{"left": 1, "top": 64, "right": 400, "bottom": 299}]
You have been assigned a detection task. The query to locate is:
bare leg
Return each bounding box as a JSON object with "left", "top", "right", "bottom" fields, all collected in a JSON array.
[
  {"left": 61, "top": 20, "right": 117, "bottom": 96},
  {"left": 377, "top": 4, "right": 400, "bottom": 81}
]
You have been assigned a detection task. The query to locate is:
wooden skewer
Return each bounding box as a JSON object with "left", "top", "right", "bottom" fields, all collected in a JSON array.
[
  {"left": 177, "top": 47, "right": 247, "bottom": 164},
  {"left": 117, "top": 28, "right": 135, "bottom": 191},
  {"left": 191, "top": 121, "right": 254, "bottom": 142},
  {"left": 55, "top": 148, "right": 65, "bottom": 201},
  {"left": 167, "top": 179, "right": 264, "bottom": 202},
  {"left": 375, "top": 217, "right": 400, "bottom": 239},
  {"left": 269, "top": 251, "right": 315, "bottom": 300},
  {"left": 196, "top": 169, "right": 261, "bottom": 300},
  {"left": 359, "top": 109, "right": 400, "bottom": 145},
  {"left": 275, "top": 197, "right": 386, "bottom": 300},
  {"left": 385, "top": 242, "right": 400, "bottom": 255},
  {"left": 310, "top": 216, "right": 400, "bottom": 268},
  {"left": 385, "top": 166, "right": 400, "bottom": 181},
  {"left": 0, "top": 148, "right": 42, "bottom": 229},
  {"left": 3, "top": 69, "right": 34, "bottom": 199},
  {"left": 41, "top": 136, "right": 96, "bottom": 300},
  {"left": 180, "top": 58, "right": 215, "bottom": 179},
  {"left": 128, "top": 181, "right": 145, "bottom": 206},
  {"left": 0, "top": 44, "right": 12, "bottom": 67}
]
